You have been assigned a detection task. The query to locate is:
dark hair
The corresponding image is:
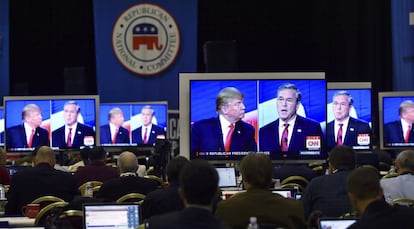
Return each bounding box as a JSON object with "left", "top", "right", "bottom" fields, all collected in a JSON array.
[
  {"left": 347, "top": 166, "right": 381, "bottom": 200},
  {"left": 87, "top": 146, "right": 106, "bottom": 161},
  {"left": 166, "top": 156, "right": 189, "bottom": 184},
  {"left": 240, "top": 153, "right": 273, "bottom": 189},
  {"left": 179, "top": 159, "right": 218, "bottom": 205},
  {"left": 328, "top": 145, "right": 355, "bottom": 170}
]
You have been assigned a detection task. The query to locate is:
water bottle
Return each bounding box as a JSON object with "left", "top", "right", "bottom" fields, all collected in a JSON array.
[
  {"left": 274, "top": 179, "right": 281, "bottom": 189},
  {"left": 84, "top": 181, "right": 93, "bottom": 197},
  {"left": 0, "top": 184, "right": 5, "bottom": 200},
  {"left": 247, "top": 216, "right": 259, "bottom": 229}
]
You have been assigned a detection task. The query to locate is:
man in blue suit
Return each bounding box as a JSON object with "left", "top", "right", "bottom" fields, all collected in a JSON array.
[
  {"left": 52, "top": 101, "right": 95, "bottom": 148},
  {"left": 191, "top": 87, "right": 257, "bottom": 155},
  {"left": 132, "top": 105, "right": 166, "bottom": 146},
  {"left": 259, "top": 83, "right": 324, "bottom": 158},
  {"left": 6, "top": 104, "right": 49, "bottom": 149},
  {"left": 384, "top": 100, "right": 414, "bottom": 146},
  {"left": 326, "top": 91, "right": 371, "bottom": 151},
  {"left": 100, "top": 107, "right": 130, "bottom": 145}
]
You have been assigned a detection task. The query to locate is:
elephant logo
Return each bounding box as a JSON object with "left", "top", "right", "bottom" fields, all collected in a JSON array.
[{"left": 132, "top": 23, "right": 163, "bottom": 51}]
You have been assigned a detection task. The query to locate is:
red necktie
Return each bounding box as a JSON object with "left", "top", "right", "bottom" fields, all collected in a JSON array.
[
  {"left": 112, "top": 128, "right": 118, "bottom": 144},
  {"left": 281, "top": 123, "right": 289, "bottom": 151},
  {"left": 28, "top": 129, "right": 35, "bottom": 148},
  {"left": 405, "top": 125, "right": 411, "bottom": 143},
  {"left": 337, "top": 123, "right": 344, "bottom": 145},
  {"left": 67, "top": 128, "right": 72, "bottom": 147},
  {"left": 224, "top": 123, "right": 234, "bottom": 152},
  {"left": 143, "top": 127, "right": 148, "bottom": 144}
]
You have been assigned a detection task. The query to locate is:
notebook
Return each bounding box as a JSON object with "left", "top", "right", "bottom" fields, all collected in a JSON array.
[
  {"left": 83, "top": 203, "right": 141, "bottom": 229},
  {"left": 319, "top": 218, "right": 356, "bottom": 229},
  {"left": 216, "top": 167, "right": 238, "bottom": 188}
]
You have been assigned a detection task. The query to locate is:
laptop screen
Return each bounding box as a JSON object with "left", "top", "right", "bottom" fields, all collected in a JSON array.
[
  {"left": 271, "top": 188, "right": 297, "bottom": 199},
  {"left": 319, "top": 218, "right": 356, "bottom": 229},
  {"left": 216, "top": 167, "right": 237, "bottom": 188},
  {"left": 83, "top": 203, "right": 141, "bottom": 229}
]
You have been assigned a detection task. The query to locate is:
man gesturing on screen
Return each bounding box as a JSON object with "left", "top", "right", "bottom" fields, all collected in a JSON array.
[
  {"left": 384, "top": 100, "right": 414, "bottom": 145},
  {"left": 6, "top": 104, "right": 49, "bottom": 149},
  {"left": 52, "top": 101, "right": 95, "bottom": 148},
  {"left": 326, "top": 91, "right": 371, "bottom": 151},
  {"left": 191, "top": 87, "right": 257, "bottom": 154},
  {"left": 259, "top": 83, "right": 323, "bottom": 157}
]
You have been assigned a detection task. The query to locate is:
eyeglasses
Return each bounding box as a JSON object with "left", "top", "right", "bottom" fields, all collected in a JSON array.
[{"left": 277, "top": 97, "right": 296, "bottom": 104}]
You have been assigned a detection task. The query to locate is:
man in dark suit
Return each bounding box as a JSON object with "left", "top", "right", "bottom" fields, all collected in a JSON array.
[
  {"left": 347, "top": 166, "right": 414, "bottom": 229},
  {"left": 326, "top": 90, "right": 371, "bottom": 151},
  {"left": 52, "top": 100, "right": 95, "bottom": 148},
  {"left": 5, "top": 146, "right": 79, "bottom": 215},
  {"left": 191, "top": 87, "right": 257, "bottom": 154},
  {"left": 132, "top": 105, "right": 166, "bottom": 146},
  {"left": 6, "top": 104, "right": 49, "bottom": 149},
  {"left": 301, "top": 145, "right": 355, "bottom": 218},
  {"left": 384, "top": 100, "right": 414, "bottom": 146},
  {"left": 259, "top": 83, "right": 324, "bottom": 158},
  {"left": 145, "top": 159, "right": 230, "bottom": 229},
  {"left": 100, "top": 107, "right": 130, "bottom": 145}
]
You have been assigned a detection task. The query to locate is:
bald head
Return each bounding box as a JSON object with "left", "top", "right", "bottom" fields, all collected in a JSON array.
[
  {"left": 117, "top": 151, "right": 138, "bottom": 173},
  {"left": 33, "top": 146, "right": 56, "bottom": 167}
]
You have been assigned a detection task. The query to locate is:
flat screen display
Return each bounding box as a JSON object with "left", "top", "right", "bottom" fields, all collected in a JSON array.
[{"left": 0, "top": 107, "right": 4, "bottom": 147}]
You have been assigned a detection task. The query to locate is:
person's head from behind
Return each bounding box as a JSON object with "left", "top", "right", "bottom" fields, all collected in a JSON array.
[
  {"left": 63, "top": 101, "right": 80, "bottom": 126},
  {"left": 216, "top": 87, "right": 246, "bottom": 123},
  {"left": 166, "top": 156, "right": 189, "bottom": 184},
  {"left": 395, "top": 149, "right": 414, "bottom": 174},
  {"left": 88, "top": 146, "right": 106, "bottom": 162},
  {"left": 332, "top": 90, "right": 353, "bottom": 122},
  {"left": 240, "top": 153, "right": 273, "bottom": 189},
  {"left": 22, "top": 104, "right": 43, "bottom": 129},
  {"left": 141, "top": 105, "right": 154, "bottom": 127},
  {"left": 179, "top": 159, "right": 218, "bottom": 206},
  {"left": 117, "top": 151, "right": 138, "bottom": 174},
  {"left": 347, "top": 167, "right": 382, "bottom": 215},
  {"left": 399, "top": 100, "right": 414, "bottom": 124},
  {"left": 328, "top": 145, "right": 356, "bottom": 173},
  {"left": 32, "top": 146, "right": 56, "bottom": 167},
  {"left": 276, "top": 83, "right": 301, "bottom": 122},
  {"left": 108, "top": 107, "right": 125, "bottom": 128}
]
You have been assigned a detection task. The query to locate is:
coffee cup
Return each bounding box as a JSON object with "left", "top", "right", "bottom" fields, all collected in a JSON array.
[{"left": 22, "top": 203, "right": 40, "bottom": 218}]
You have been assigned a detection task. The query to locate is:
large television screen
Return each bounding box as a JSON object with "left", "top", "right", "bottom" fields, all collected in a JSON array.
[
  {"left": 0, "top": 107, "right": 4, "bottom": 147},
  {"left": 326, "top": 82, "right": 372, "bottom": 152},
  {"left": 99, "top": 102, "right": 168, "bottom": 150},
  {"left": 4, "top": 96, "right": 99, "bottom": 152},
  {"left": 179, "top": 72, "right": 327, "bottom": 162},
  {"left": 379, "top": 92, "right": 414, "bottom": 150}
]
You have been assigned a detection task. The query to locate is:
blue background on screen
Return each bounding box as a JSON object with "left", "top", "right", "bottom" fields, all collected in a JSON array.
[
  {"left": 51, "top": 100, "right": 96, "bottom": 128},
  {"left": 99, "top": 104, "right": 132, "bottom": 125},
  {"left": 383, "top": 97, "right": 414, "bottom": 124},
  {"left": 327, "top": 89, "right": 372, "bottom": 123},
  {"left": 5, "top": 100, "right": 51, "bottom": 127}
]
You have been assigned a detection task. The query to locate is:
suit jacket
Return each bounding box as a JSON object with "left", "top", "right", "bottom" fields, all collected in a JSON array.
[
  {"left": 6, "top": 125, "right": 49, "bottom": 149},
  {"left": 4, "top": 163, "right": 79, "bottom": 215},
  {"left": 52, "top": 123, "right": 95, "bottom": 148},
  {"left": 96, "top": 174, "right": 158, "bottom": 202},
  {"left": 215, "top": 188, "right": 306, "bottom": 229},
  {"left": 259, "top": 115, "right": 324, "bottom": 157},
  {"left": 348, "top": 199, "right": 414, "bottom": 229},
  {"left": 142, "top": 183, "right": 185, "bottom": 220},
  {"left": 326, "top": 117, "right": 372, "bottom": 151},
  {"left": 100, "top": 124, "right": 130, "bottom": 144},
  {"left": 132, "top": 125, "right": 166, "bottom": 145},
  {"left": 74, "top": 160, "right": 119, "bottom": 187},
  {"left": 301, "top": 170, "right": 353, "bottom": 218},
  {"left": 191, "top": 117, "right": 257, "bottom": 154},
  {"left": 147, "top": 206, "right": 231, "bottom": 229},
  {"left": 383, "top": 120, "right": 414, "bottom": 145}
]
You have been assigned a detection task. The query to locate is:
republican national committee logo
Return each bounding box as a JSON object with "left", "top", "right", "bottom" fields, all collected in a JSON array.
[{"left": 112, "top": 3, "right": 181, "bottom": 76}]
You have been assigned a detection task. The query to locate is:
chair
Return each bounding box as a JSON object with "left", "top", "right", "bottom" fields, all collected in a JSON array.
[
  {"left": 144, "top": 175, "right": 163, "bottom": 187},
  {"left": 78, "top": 181, "right": 103, "bottom": 197},
  {"left": 280, "top": 183, "right": 305, "bottom": 193},
  {"left": 381, "top": 172, "right": 399, "bottom": 179},
  {"left": 340, "top": 211, "right": 358, "bottom": 218},
  {"left": 59, "top": 209, "right": 84, "bottom": 229},
  {"left": 34, "top": 201, "right": 69, "bottom": 226},
  {"left": 31, "top": 195, "right": 65, "bottom": 209},
  {"left": 116, "top": 192, "right": 146, "bottom": 203},
  {"left": 392, "top": 198, "right": 414, "bottom": 207},
  {"left": 281, "top": 175, "right": 309, "bottom": 189}
]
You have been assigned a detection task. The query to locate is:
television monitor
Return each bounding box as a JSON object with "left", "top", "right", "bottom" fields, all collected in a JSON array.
[
  {"left": 326, "top": 82, "right": 372, "bottom": 152},
  {"left": 99, "top": 102, "right": 168, "bottom": 151},
  {"left": 4, "top": 95, "right": 99, "bottom": 152},
  {"left": 179, "top": 72, "right": 327, "bottom": 162},
  {"left": 0, "top": 107, "right": 4, "bottom": 147},
  {"left": 379, "top": 92, "right": 414, "bottom": 150}
]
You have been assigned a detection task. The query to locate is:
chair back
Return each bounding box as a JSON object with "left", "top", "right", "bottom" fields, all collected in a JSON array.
[
  {"left": 78, "top": 181, "right": 103, "bottom": 197},
  {"left": 281, "top": 175, "right": 309, "bottom": 188},
  {"left": 116, "top": 193, "right": 146, "bottom": 203},
  {"left": 31, "top": 195, "right": 65, "bottom": 209},
  {"left": 59, "top": 209, "right": 84, "bottom": 229},
  {"left": 280, "top": 183, "right": 305, "bottom": 193},
  {"left": 392, "top": 198, "right": 414, "bottom": 207},
  {"left": 34, "top": 201, "right": 68, "bottom": 226},
  {"left": 144, "top": 175, "right": 163, "bottom": 187}
]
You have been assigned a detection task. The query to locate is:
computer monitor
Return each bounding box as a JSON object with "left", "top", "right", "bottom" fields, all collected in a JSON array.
[
  {"left": 216, "top": 167, "right": 238, "bottom": 188},
  {"left": 83, "top": 202, "right": 141, "bottom": 229}
]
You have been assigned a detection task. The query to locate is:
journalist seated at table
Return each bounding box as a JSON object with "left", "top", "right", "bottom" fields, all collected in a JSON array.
[{"left": 5, "top": 146, "right": 79, "bottom": 215}]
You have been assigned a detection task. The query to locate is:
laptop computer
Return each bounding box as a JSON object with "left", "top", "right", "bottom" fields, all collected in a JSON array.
[
  {"left": 318, "top": 217, "right": 356, "bottom": 229},
  {"left": 271, "top": 188, "right": 297, "bottom": 199},
  {"left": 216, "top": 167, "right": 238, "bottom": 188},
  {"left": 83, "top": 202, "right": 141, "bottom": 229}
]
